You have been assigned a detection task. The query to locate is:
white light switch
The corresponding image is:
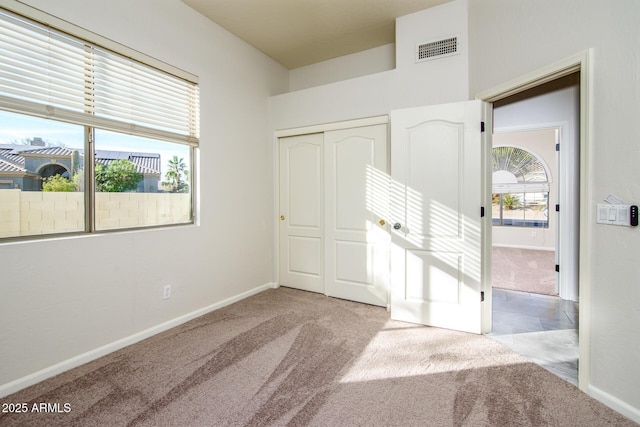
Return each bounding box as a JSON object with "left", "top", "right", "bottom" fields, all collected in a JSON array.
[
  {"left": 597, "top": 204, "right": 632, "bottom": 226},
  {"left": 618, "top": 209, "right": 628, "bottom": 223}
]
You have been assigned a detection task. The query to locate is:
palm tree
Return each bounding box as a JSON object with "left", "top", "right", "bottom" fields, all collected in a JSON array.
[
  {"left": 162, "top": 156, "right": 189, "bottom": 193},
  {"left": 502, "top": 193, "right": 522, "bottom": 210}
]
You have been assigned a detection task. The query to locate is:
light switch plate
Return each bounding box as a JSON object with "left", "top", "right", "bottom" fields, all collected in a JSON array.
[{"left": 597, "top": 204, "right": 631, "bottom": 226}]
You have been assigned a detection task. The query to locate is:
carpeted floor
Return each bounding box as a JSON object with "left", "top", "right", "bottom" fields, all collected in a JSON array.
[
  {"left": 492, "top": 246, "right": 557, "bottom": 296},
  {"left": 0, "top": 287, "right": 634, "bottom": 426}
]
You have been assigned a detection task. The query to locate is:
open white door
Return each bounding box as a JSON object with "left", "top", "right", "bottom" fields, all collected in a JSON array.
[{"left": 389, "top": 100, "right": 491, "bottom": 334}]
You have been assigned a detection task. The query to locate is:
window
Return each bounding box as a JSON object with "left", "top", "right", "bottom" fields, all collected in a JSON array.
[
  {"left": 0, "top": 6, "right": 199, "bottom": 240},
  {"left": 94, "top": 130, "right": 192, "bottom": 231},
  {"left": 492, "top": 146, "right": 550, "bottom": 228}
]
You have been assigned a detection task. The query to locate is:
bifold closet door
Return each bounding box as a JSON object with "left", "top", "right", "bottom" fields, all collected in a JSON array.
[
  {"left": 278, "top": 133, "right": 324, "bottom": 294},
  {"left": 324, "top": 124, "right": 389, "bottom": 307}
]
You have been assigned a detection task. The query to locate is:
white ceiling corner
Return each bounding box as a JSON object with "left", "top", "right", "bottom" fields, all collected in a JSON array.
[{"left": 181, "top": 0, "right": 452, "bottom": 69}]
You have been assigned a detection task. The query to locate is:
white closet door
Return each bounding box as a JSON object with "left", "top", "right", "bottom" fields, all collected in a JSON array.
[
  {"left": 278, "top": 133, "right": 324, "bottom": 293},
  {"left": 324, "top": 124, "right": 389, "bottom": 307}
]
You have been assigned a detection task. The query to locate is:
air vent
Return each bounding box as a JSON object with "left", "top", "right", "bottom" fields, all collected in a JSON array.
[{"left": 416, "top": 36, "right": 459, "bottom": 63}]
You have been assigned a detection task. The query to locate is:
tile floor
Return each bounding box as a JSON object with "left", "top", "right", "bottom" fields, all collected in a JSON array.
[{"left": 487, "top": 288, "right": 579, "bottom": 385}]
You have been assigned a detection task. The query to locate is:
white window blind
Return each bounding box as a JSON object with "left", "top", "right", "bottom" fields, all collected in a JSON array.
[
  {"left": 0, "top": 10, "right": 88, "bottom": 113},
  {"left": 492, "top": 182, "right": 551, "bottom": 194},
  {"left": 0, "top": 8, "right": 199, "bottom": 145}
]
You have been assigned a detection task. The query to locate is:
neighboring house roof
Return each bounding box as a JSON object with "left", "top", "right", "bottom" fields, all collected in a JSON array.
[
  {"left": 0, "top": 144, "right": 161, "bottom": 176},
  {"left": 19, "top": 146, "right": 76, "bottom": 157},
  {"left": 0, "top": 158, "right": 26, "bottom": 173},
  {"left": 0, "top": 145, "right": 26, "bottom": 172},
  {"left": 95, "top": 150, "right": 161, "bottom": 175},
  {"left": 130, "top": 155, "right": 162, "bottom": 175}
]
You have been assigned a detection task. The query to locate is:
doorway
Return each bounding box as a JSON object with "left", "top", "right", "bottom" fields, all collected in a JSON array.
[
  {"left": 485, "top": 72, "right": 581, "bottom": 385},
  {"left": 492, "top": 128, "right": 558, "bottom": 296}
]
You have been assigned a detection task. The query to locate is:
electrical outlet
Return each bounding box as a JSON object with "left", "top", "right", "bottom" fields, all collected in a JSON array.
[{"left": 163, "top": 285, "right": 171, "bottom": 300}]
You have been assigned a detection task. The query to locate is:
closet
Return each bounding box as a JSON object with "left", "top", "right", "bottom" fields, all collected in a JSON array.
[
  {"left": 277, "top": 99, "right": 490, "bottom": 333},
  {"left": 278, "top": 123, "right": 389, "bottom": 307}
]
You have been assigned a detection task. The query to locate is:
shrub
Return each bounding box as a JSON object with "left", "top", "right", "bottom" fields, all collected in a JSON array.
[{"left": 42, "top": 174, "right": 76, "bottom": 192}]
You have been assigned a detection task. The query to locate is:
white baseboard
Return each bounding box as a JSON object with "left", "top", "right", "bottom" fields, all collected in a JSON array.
[
  {"left": 588, "top": 384, "right": 640, "bottom": 423},
  {"left": 0, "top": 282, "right": 277, "bottom": 398},
  {"left": 492, "top": 243, "right": 555, "bottom": 251}
]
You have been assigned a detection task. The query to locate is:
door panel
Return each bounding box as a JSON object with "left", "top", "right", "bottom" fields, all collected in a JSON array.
[
  {"left": 288, "top": 143, "right": 322, "bottom": 228},
  {"left": 406, "top": 250, "right": 461, "bottom": 303},
  {"left": 407, "top": 122, "right": 461, "bottom": 240},
  {"left": 288, "top": 236, "right": 322, "bottom": 275},
  {"left": 335, "top": 241, "right": 373, "bottom": 284},
  {"left": 279, "top": 134, "right": 324, "bottom": 293},
  {"left": 390, "top": 100, "right": 490, "bottom": 334},
  {"left": 325, "top": 124, "right": 389, "bottom": 307}
]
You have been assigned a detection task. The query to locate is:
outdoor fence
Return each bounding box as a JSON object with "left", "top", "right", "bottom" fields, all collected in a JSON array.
[{"left": 0, "top": 189, "right": 191, "bottom": 238}]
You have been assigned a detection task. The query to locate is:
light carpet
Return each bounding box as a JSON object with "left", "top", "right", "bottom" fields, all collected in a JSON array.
[
  {"left": 492, "top": 246, "right": 557, "bottom": 296},
  {"left": 0, "top": 287, "right": 634, "bottom": 426}
]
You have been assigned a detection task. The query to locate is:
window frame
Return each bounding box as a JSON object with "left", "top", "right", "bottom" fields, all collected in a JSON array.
[
  {"left": 0, "top": 1, "right": 199, "bottom": 241},
  {"left": 492, "top": 145, "right": 551, "bottom": 229}
]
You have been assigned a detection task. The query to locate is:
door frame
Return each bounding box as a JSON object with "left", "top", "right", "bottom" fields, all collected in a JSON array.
[
  {"left": 273, "top": 115, "right": 390, "bottom": 297},
  {"left": 476, "top": 49, "right": 593, "bottom": 392}
]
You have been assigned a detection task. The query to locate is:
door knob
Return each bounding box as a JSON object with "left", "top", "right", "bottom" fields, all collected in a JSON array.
[
  {"left": 280, "top": 215, "right": 285, "bottom": 221},
  {"left": 379, "top": 219, "right": 386, "bottom": 226},
  {"left": 393, "top": 223, "right": 402, "bottom": 230}
]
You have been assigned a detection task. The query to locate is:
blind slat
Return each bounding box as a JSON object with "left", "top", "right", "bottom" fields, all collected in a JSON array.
[
  {"left": 0, "top": 95, "right": 199, "bottom": 146},
  {"left": 0, "top": 8, "right": 199, "bottom": 143}
]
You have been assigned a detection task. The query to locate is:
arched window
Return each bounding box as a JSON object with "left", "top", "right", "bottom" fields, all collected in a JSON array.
[{"left": 492, "top": 146, "right": 551, "bottom": 228}]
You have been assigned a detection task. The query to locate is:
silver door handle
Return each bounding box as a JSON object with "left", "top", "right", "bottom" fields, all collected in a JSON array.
[{"left": 393, "top": 223, "right": 402, "bottom": 230}]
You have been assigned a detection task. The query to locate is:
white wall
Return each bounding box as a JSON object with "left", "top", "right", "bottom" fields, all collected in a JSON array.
[
  {"left": 0, "top": 0, "right": 288, "bottom": 392},
  {"left": 470, "top": 0, "right": 640, "bottom": 418},
  {"left": 289, "top": 43, "right": 396, "bottom": 91},
  {"left": 270, "top": 0, "right": 469, "bottom": 130}
]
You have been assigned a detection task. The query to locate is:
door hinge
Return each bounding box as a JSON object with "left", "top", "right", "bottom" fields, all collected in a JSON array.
[
  {"left": 481, "top": 291, "right": 485, "bottom": 302},
  {"left": 555, "top": 264, "right": 560, "bottom": 272},
  {"left": 481, "top": 121, "right": 485, "bottom": 133},
  {"left": 556, "top": 143, "right": 560, "bottom": 151},
  {"left": 556, "top": 204, "right": 560, "bottom": 212},
  {"left": 481, "top": 206, "right": 485, "bottom": 217}
]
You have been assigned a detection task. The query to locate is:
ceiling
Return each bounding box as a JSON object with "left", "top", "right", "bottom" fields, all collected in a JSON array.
[{"left": 182, "top": 0, "right": 452, "bottom": 69}]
